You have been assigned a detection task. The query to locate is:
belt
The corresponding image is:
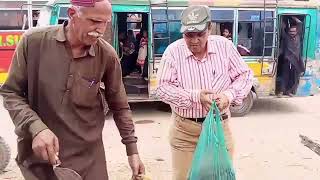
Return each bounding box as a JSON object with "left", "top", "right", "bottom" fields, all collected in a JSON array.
[{"left": 187, "top": 113, "right": 229, "bottom": 123}]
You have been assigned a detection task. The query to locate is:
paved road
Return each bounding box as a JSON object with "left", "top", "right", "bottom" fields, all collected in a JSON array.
[{"left": 0, "top": 95, "right": 319, "bottom": 180}]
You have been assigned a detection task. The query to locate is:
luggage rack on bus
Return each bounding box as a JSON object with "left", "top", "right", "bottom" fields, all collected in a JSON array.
[{"left": 261, "top": 0, "right": 279, "bottom": 77}]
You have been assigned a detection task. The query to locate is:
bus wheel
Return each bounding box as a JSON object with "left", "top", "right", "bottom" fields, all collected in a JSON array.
[
  {"left": 230, "top": 91, "right": 254, "bottom": 117},
  {"left": 0, "top": 137, "right": 10, "bottom": 173}
]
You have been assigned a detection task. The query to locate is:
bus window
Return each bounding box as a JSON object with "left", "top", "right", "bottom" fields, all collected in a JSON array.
[
  {"left": 168, "top": 10, "right": 183, "bottom": 43},
  {"left": 152, "top": 9, "right": 181, "bottom": 21},
  {"left": 168, "top": 9, "right": 182, "bottom": 20},
  {"left": 152, "top": 9, "right": 183, "bottom": 55},
  {"left": 169, "top": 21, "right": 183, "bottom": 43},
  {"left": 127, "top": 14, "right": 142, "bottom": 36},
  {"left": 238, "top": 10, "right": 274, "bottom": 56},
  {"left": 153, "top": 22, "right": 169, "bottom": 55},
  {"left": 0, "top": 10, "right": 28, "bottom": 30},
  {"left": 58, "top": 6, "right": 69, "bottom": 24},
  {"left": 33, "top": 10, "right": 40, "bottom": 27},
  {"left": 210, "top": 10, "right": 234, "bottom": 41},
  {"left": 168, "top": 9, "right": 182, "bottom": 43},
  {"left": 212, "top": 10, "right": 234, "bottom": 20}
]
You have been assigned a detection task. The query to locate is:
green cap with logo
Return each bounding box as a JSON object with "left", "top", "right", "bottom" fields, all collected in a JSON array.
[{"left": 180, "top": 5, "right": 211, "bottom": 33}]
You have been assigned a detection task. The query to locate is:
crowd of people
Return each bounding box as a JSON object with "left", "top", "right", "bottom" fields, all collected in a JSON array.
[{"left": 119, "top": 29, "right": 148, "bottom": 80}]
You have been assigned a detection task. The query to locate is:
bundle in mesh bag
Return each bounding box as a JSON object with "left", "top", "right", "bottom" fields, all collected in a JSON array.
[{"left": 188, "top": 102, "right": 236, "bottom": 180}]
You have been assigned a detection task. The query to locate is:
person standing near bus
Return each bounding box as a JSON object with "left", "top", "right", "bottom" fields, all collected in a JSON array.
[
  {"left": 278, "top": 16, "right": 305, "bottom": 97},
  {"left": 0, "top": 0, "right": 145, "bottom": 180},
  {"left": 137, "top": 29, "right": 148, "bottom": 79},
  {"left": 155, "top": 5, "right": 253, "bottom": 180}
]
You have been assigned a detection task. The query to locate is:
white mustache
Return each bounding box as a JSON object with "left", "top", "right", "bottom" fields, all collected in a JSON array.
[{"left": 88, "top": 31, "right": 103, "bottom": 38}]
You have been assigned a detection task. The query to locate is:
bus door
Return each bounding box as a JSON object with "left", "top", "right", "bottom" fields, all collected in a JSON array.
[
  {"left": 112, "top": 5, "right": 150, "bottom": 101},
  {"left": 277, "top": 13, "right": 311, "bottom": 74},
  {"left": 277, "top": 8, "right": 316, "bottom": 96}
]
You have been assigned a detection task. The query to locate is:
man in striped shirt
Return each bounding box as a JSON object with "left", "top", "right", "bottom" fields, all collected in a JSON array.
[{"left": 156, "top": 5, "right": 253, "bottom": 180}]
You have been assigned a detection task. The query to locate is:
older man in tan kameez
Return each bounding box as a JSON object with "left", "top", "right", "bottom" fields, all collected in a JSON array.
[{"left": 0, "top": 0, "right": 145, "bottom": 179}]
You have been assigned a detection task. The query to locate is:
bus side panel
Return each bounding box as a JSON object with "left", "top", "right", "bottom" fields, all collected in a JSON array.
[
  {"left": 0, "top": 50, "right": 13, "bottom": 84},
  {"left": 0, "top": 31, "right": 24, "bottom": 84},
  {"left": 311, "top": 10, "right": 320, "bottom": 90},
  {"left": 296, "top": 9, "right": 320, "bottom": 96},
  {"left": 246, "top": 60, "right": 276, "bottom": 96}
]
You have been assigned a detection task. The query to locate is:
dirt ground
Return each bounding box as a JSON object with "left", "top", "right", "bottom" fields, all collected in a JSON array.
[{"left": 0, "top": 94, "right": 319, "bottom": 180}]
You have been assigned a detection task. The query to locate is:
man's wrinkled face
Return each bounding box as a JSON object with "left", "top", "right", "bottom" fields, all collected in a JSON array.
[
  {"left": 288, "top": 27, "right": 298, "bottom": 38},
  {"left": 69, "top": 2, "right": 111, "bottom": 46},
  {"left": 183, "top": 28, "right": 210, "bottom": 54}
]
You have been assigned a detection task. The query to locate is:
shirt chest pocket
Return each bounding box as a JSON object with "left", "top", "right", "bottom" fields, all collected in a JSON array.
[
  {"left": 210, "top": 63, "right": 229, "bottom": 88},
  {"left": 71, "top": 74, "right": 101, "bottom": 108}
]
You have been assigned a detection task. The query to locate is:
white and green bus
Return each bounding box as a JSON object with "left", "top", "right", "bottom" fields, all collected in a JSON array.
[{"left": 34, "top": 0, "right": 320, "bottom": 116}]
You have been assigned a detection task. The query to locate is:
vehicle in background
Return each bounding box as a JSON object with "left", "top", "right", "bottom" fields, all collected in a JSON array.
[
  {"left": 8, "top": 0, "right": 320, "bottom": 117},
  {"left": 0, "top": 0, "right": 47, "bottom": 84}
]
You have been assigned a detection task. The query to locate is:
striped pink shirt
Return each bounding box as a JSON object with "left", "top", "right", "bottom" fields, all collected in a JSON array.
[{"left": 156, "top": 35, "right": 254, "bottom": 118}]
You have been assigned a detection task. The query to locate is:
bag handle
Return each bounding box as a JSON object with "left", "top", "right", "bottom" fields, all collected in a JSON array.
[
  {"left": 207, "top": 101, "right": 226, "bottom": 144},
  {"left": 210, "top": 101, "right": 221, "bottom": 118}
]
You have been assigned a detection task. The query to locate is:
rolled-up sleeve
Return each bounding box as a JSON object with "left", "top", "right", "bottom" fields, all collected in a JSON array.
[
  {"left": 155, "top": 48, "right": 201, "bottom": 108},
  {"left": 223, "top": 40, "right": 254, "bottom": 105}
]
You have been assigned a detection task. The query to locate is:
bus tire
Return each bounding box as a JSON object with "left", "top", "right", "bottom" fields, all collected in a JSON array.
[
  {"left": 0, "top": 137, "right": 10, "bottom": 173},
  {"left": 229, "top": 91, "right": 254, "bottom": 117},
  {"left": 157, "top": 102, "right": 171, "bottom": 112}
]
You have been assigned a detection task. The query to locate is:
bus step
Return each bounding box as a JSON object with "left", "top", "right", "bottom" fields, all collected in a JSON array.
[
  {"left": 125, "top": 84, "right": 148, "bottom": 94},
  {"left": 123, "top": 76, "right": 147, "bottom": 85}
]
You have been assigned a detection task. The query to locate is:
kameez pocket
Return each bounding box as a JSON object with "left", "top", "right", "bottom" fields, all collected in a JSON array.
[{"left": 71, "top": 75, "right": 100, "bottom": 108}]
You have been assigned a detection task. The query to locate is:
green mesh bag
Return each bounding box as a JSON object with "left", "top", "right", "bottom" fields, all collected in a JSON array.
[{"left": 188, "top": 102, "right": 236, "bottom": 180}]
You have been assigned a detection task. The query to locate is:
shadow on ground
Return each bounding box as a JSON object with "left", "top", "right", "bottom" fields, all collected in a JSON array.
[
  {"left": 105, "top": 102, "right": 171, "bottom": 120},
  {"left": 106, "top": 97, "right": 303, "bottom": 119},
  {"left": 248, "top": 97, "right": 302, "bottom": 115}
]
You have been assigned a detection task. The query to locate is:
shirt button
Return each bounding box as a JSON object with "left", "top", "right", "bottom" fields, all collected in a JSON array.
[
  {"left": 69, "top": 74, "right": 73, "bottom": 77},
  {"left": 66, "top": 89, "right": 70, "bottom": 92}
]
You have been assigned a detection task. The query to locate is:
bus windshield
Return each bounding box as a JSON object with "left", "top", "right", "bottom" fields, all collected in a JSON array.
[{"left": 0, "top": 10, "right": 28, "bottom": 30}]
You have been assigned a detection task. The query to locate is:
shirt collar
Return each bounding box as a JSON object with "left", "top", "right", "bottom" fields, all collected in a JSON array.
[
  {"left": 207, "top": 36, "right": 215, "bottom": 54},
  {"left": 55, "top": 21, "right": 96, "bottom": 57},
  {"left": 56, "top": 21, "right": 67, "bottom": 42},
  {"left": 183, "top": 35, "right": 216, "bottom": 59}
]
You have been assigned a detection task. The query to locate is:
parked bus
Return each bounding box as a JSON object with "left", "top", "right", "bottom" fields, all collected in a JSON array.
[
  {"left": 20, "top": 0, "right": 320, "bottom": 116},
  {"left": 0, "top": 0, "right": 47, "bottom": 84}
]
